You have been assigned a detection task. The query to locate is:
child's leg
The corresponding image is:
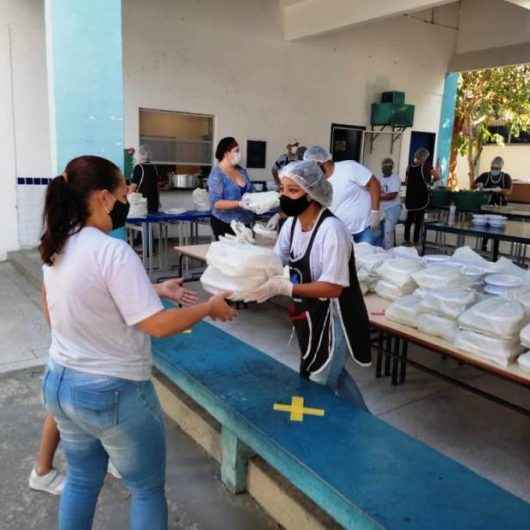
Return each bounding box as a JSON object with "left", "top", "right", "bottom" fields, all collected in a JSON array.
[{"left": 35, "top": 415, "right": 60, "bottom": 475}]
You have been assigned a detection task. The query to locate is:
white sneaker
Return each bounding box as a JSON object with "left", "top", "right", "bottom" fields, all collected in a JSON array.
[
  {"left": 29, "top": 467, "right": 65, "bottom": 496},
  {"left": 107, "top": 461, "right": 122, "bottom": 479}
]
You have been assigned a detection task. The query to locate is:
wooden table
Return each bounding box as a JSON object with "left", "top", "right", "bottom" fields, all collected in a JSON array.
[
  {"left": 173, "top": 244, "right": 530, "bottom": 413},
  {"left": 174, "top": 243, "right": 210, "bottom": 278}
]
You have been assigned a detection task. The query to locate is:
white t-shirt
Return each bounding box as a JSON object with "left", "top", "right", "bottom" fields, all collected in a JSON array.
[
  {"left": 274, "top": 212, "right": 352, "bottom": 287},
  {"left": 329, "top": 160, "right": 373, "bottom": 235},
  {"left": 43, "top": 227, "right": 163, "bottom": 381},
  {"left": 376, "top": 173, "right": 402, "bottom": 209}
]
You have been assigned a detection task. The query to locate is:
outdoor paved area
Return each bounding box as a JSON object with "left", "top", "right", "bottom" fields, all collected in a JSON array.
[{"left": 1, "top": 257, "right": 529, "bottom": 529}]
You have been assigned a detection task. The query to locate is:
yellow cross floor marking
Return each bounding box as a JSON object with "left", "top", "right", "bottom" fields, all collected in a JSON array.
[{"left": 273, "top": 396, "right": 325, "bottom": 422}]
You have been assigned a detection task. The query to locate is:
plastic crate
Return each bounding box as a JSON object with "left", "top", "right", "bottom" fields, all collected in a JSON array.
[
  {"left": 371, "top": 103, "right": 394, "bottom": 126},
  {"left": 452, "top": 191, "right": 490, "bottom": 213},
  {"left": 382, "top": 91, "right": 405, "bottom": 105},
  {"left": 430, "top": 188, "right": 451, "bottom": 208}
]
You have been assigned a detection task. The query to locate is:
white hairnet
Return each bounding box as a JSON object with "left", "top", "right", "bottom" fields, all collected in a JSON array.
[
  {"left": 137, "top": 145, "right": 152, "bottom": 163},
  {"left": 279, "top": 160, "right": 333, "bottom": 207},
  {"left": 491, "top": 156, "right": 504, "bottom": 168},
  {"left": 303, "top": 145, "right": 332, "bottom": 163}
]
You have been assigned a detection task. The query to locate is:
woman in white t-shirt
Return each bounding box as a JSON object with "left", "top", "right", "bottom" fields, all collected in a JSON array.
[
  {"left": 36, "top": 156, "right": 236, "bottom": 530},
  {"left": 241, "top": 161, "right": 372, "bottom": 409}
]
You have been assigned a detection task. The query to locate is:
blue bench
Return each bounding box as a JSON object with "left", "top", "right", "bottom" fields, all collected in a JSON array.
[{"left": 152, "top": 318, "right": 530, "bottom": 530}]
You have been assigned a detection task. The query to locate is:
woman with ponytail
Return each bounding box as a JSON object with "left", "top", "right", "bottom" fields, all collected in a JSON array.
[{"left": 33, "top": 156, "right": 236, "bottom": 530}]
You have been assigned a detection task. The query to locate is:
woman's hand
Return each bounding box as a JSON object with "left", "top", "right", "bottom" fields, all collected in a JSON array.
[
  {"left": 156, "top": 278, "right": 198, "bottom": 306},
  {"left": 207, "top": 293, "right": 238, "bottom": 321}
]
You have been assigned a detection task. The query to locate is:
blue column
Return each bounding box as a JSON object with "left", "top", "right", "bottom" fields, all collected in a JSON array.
[
  {"left": 436, "top": 72, "right": 459, "bottom": 185},
  {"left": 45, "top": 0, "right": 124, "bottom": 174}
]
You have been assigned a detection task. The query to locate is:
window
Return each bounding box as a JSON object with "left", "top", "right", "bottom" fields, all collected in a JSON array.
[
  {"left": 486, "top": 125, "right": 530, "bottom": 145},
  {"left": 139, "top": 109, "right": 214, "bottom": 165}
]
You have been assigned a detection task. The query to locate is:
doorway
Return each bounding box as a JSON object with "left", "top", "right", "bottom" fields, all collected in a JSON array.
[
  {"left": 408, "top": 131, "right": 436, "bottom": 165},
  {"left": 330, "top": 124, "right": 365, "bottom": 162}
]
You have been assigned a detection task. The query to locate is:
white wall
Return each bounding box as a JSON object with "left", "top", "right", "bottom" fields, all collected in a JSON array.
[
  {"left": 123, "top": 0, "right": 457, "bottom": 182},
  {"left": 0, "top": 0, "right": 52, "bottom": 257}
]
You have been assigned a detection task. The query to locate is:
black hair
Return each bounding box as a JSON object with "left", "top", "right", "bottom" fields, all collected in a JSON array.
[
  {"left": 39, "top": 155, "right": 121, "bottom": 266},
  {"left": 215, "top": 137, "right": 238, "bottom": 162}
]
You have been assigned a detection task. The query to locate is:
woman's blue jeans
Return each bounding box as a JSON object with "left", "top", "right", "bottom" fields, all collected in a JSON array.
[{"left": 42, "top": 360, "right": 168, "bottom": 530}]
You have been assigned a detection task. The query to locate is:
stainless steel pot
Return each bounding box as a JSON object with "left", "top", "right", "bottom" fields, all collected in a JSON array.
[{"left": 174, "top": 174, "right": 198, "bottom": 188}]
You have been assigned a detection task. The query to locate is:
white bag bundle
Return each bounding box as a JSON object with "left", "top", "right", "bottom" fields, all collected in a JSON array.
[
  {"left": 505, "top": 287, "right": 530, "bottom": 319},
  {"left": 377, "top": 258, "right": 424, "bottom": 289},
  {"left": 192, "top": 188, "right": 211, "bottom": 211},
  {"left": 389, "top": 246, "right": 420, "bottom": 260},
  {"left": 417, "top": 313, "right": 458, "bottom": 342},
  {"left": 419, "top": 288, "right": 477, "bottom": 320},
  {"left": 411, "top": 264, "right": 464, "bottom": 290},
  {"left": 455, "top": 330, "right": 523, "bottom": 367},
  {"left": 127, "top": 192, "right": 147, "bottom": 218},
  {"left": 385, "top": 295, "right": 423, "bottom": 327},
  {"left": 457, "top": 298, "right": 526, "bottom": 340},
  {"left": 375, "top": 279, "right": 416, "bottom": 301},
  {"left": 240, "top": 191, "right": 279, "bottom": 214},
  {"left": 520, "top": 324, "right": 530, "bottom": 349},
  {"left": 253, "top": 223, "right": 277, "bottom": 247},
  {"left": 200, "top": 266, "right": 266, "bottom": 296},
  {"left": 517, "top": 351, "right": 530, "bottom": 373},
  {"left": 357, "top": 252, "right": 388, "bottom": 273},
  {"left": 451, "top": 246, "right": 494, "bottom": 272},
  {"left": 354, "top": 242, "right": 384, "bottom": 257},
  {"left": 205, "top": 239, "right": 284, "bottom": 279}
]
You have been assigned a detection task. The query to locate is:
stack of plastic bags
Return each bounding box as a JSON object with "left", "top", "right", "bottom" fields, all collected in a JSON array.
[
  {"left": 201, "top": 222, "right": 284, "bottom": 297},
  {"left": 375, "top": 258, "right": 423, "bottom": 301},
  {"left": 354, "top": 243, "right": 389, "bottom": 294},
  {"left": 456, "top": 298, "right": 526, "bottom": 367},
  {"left": 385, "top": 295, "right": 423, "bottom": 327},
  {"left": 192, "top": 188, "right": 211, "bottom": 211},
  {"left": 518, "top": 325, "right": 530, "bottom": 373},
  {"left": 411, "top": 264, "right": 466, "bottom": 291}
]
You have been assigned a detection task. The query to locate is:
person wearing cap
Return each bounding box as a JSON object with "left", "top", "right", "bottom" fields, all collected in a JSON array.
[
  {"left": 240, "top": 160, "right": 371, "bottom": 410},
  {"left": 271, "top": 142, "right": 307, "bottom": 187},
  {"left": 129, "top": 145, "right": 160, "bottom": 214},
  {"left": 303, "top": 145, "right": 383, "bottom": 247},
  {"left": 472, "top": 156, "right": 512, "bottom": 206},
  {"left": 404, "top": 147, "right": 439, "bottom": 245},
  {"left": 376, "top": 158, "right": 402, "bottom": 249}
]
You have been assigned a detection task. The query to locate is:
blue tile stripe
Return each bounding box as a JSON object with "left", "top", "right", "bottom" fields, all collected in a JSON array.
[{"left": 17, "top": 178, "right": 53, "bottom": 185}]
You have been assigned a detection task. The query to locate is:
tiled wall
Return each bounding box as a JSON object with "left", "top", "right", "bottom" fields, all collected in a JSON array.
[{"left": 16, "top": 178, "right": 51, "bottom": 248}]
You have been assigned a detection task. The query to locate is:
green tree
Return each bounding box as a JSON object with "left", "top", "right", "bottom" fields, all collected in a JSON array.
[{"left": 449, "top": 64, "right": 530, "bottom": 189}]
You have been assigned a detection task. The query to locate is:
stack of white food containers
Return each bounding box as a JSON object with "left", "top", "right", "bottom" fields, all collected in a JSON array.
[{"left": 375, "top": 258, "right": 424, "bottom": 301}]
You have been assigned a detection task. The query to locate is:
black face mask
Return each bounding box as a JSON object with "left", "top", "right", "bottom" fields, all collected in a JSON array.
[
  {"left": 280, "top": 194, "right": 310, "bottom": 217},
  {"left": 382, "top": 167, "right": 393, "bottom": 177},
  {"left": 109, "top": 199, "right": 130, "bottom": 230}
]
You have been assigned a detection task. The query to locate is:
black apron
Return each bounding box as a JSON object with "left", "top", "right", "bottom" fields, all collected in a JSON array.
[
  {"left": 287, "top": 208, "right": 371, "bottom": 380},
  {"left": 405, "top": 163, "right": 431, "bottom": 211},
  {"left": 480, "top": 172, "right": 509, "bottom": 206}
]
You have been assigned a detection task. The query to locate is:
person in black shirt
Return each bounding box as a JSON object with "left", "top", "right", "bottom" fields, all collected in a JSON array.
[
  {"left": 404, "top": 148, "right": 439, "bottom": 245},
  {"left": 472, "top": 156, "right": 512, "bottom": 206},
  {"left": 129, "top": 145, "right": 160, "bottom": 213}
]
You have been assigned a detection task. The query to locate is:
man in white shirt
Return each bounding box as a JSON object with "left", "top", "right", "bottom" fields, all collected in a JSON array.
[
  {"left": 304, "top": 145, "right": 383, "bottom": 246},
  {"left": 376, "top": 158, "right": 402, "bottom": 250}
]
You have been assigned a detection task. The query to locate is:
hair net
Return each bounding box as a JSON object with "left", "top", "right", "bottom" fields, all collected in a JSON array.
[
  {"left": 491, "top": 156, "right": 504, "bottom": 168},
  {"left": 303, "top": 145, "right": 332, "bottom": 163},
  {"left": 414, "top": 147, "right": 430, "bottom": 162},
  {"left": 279, "top": 160, "right": 333, "bottom": 207},
  {"left": 382, "top": 157, "right": 394, "bottom": 166},
  {"left": 137, "top": 145, "right": 152, "bottom": 163}
]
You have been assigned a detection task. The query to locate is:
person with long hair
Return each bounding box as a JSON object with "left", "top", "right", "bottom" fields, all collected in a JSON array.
[
  {"left": 36, "top": 155, "right": 236, "bottom": 530},
  {"left": 208, "top": 137, "right": 255, "bottom": 239}
]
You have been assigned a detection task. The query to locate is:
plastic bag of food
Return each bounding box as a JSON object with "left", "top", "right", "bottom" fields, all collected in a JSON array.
[
  {"left": 240, "top": 191, "right": 279, "bottom": 214},
  {"left": 357, "top": 252, "right": 389, "bottom": 273},
  {"left": 201, "top": 266, "right": 265, "bottom": 296},
  {"left": 455, "top": 330, "right": 523, "bottom": 367},
  {"left": 253, "top": 222, "right": 277, "bottom": 247},
  {"left": 192, "top": 188, "right": 211, "bottom": 211},
  {"left": 354, "top": 242, "right": 385, "bottom": 257},
  {"left": 127, "top": 192, "right": 147, "bottom": 218},
  {"left": 451, "top": 246, "right": 494, "bottom": 272},
  {"left": 389, "top": 246, "right": 420, "bottom": 260},
  {"left": 376, "top": 258, "right": 424, "bottom": 288},
  {"left": 411, "top": 265, "right": 464, "bottom": 290},
  {"left": 505, "top": 287, "right": 530, "bottom": 318},
  {"left": 419, "top": 288, "right": 477, "bottom": 320},
  {"left": 385, "top": 295, "right": 423, "bottom": 327},
  {"left": 375, "top": 279, "right": 416, "bottom": 301},
  {"left": 457, "top": 298, "right": 526, "bottom": 340},
  {"left": 206, "top": 239, "right": 284, "bottom": 278},
  {"left": 520, "top": 324, "right": 530, "bottom": 349},
  {"left": 417, "top": 313, "right": 458, "bottom": 342},
  {"left": 517, "top": 351, "right": 530, "bottom": 373}
]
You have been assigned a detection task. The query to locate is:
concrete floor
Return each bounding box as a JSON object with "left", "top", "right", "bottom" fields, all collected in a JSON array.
[{"left": 1, "top": 245, "right": 530, "bottom": 529}]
